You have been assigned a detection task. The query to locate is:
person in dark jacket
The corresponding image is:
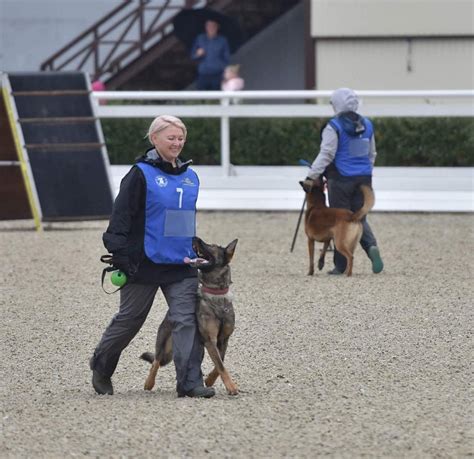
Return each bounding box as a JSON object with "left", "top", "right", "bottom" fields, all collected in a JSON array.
[
  {"left": 306, "top": 88, "right": 384, "bottom": 275},
  {"left": 191, "top": 19, "right": 230, "bottom": 90},
  {"left": 90, "top": 115, "right": 215, "bottom": 398}
]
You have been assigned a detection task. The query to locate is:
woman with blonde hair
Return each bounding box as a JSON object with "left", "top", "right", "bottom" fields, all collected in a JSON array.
[{"left": 90, "top": 115, "right": 215, "bottom": 399}]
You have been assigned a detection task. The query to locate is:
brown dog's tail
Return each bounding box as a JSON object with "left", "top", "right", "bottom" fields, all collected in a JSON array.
[
  {"left": 140, "top": 352, "right": 155, "bottom": 364},
  {"left": 350, "top": 185, "right": 375, "bottom": 222}
]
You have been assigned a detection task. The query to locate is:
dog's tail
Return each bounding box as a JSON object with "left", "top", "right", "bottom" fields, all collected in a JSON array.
[
  {"left": 140, "top": 352, "right": 155, "bottom": 364},
  {"left": 350, "top": 185, "right": 375, "bottom": 222}
]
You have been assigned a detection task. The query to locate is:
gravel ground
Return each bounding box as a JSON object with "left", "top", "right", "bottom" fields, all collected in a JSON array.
[{"left": 0, "top": 212, "right": 472, "bottom": 458}]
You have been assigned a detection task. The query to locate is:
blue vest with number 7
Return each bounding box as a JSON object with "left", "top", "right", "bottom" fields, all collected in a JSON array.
[{"left": 136, "top": 162, "right": 199, "bottom": 264}]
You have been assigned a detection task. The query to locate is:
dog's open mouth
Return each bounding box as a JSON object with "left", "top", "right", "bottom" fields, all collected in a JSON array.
[
  {"left": 183, "top": 256, "right": 211, "bottom": 268},
  {"left": 184, "top": 237, "right": 217, "bottom": 269}
]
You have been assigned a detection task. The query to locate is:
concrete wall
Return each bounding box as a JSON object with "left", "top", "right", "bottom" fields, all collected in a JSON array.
[{"left": 224, "top": 2, "right": 305, "bottom": 90}]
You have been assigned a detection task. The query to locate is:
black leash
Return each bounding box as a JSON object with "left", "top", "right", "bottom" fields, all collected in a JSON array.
[
  {"left": 290, "top": 196, "right": 306, "bottom": 253},
  {"left": 291, "top": 158, "right": 312, "bottom": 253},
  {"left": 100, "top": 254, "right": 125, "bottom": 294}
]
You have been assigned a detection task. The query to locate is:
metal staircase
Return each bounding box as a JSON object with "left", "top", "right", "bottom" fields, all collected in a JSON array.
[{"left": 40, "top": 0, "right": 301, "bottom": 90}]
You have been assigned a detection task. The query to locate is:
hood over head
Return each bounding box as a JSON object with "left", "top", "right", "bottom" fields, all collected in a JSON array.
[
  {"left": 330, "top": 88, "right": 359, "bottom": 115},
  {"left": 330, "top": 88, "right": 366, "bottom": 136}
]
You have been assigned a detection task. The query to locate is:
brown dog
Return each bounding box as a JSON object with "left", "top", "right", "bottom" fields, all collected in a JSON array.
[
  {"left": 140, "top": 236, "right": 239, "bottom": 395},
  {"left": 299, "top": 179, "right": 374, "bottom": 276}
]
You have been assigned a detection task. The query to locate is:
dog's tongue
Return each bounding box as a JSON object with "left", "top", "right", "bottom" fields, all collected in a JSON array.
[{"left": 184, "top": 257, "right": 209, "bottom": 266}]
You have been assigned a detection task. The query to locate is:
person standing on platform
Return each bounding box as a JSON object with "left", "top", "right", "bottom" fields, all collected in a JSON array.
[{"left": 191, "top": 19, "right": 230, "bottom": 90}]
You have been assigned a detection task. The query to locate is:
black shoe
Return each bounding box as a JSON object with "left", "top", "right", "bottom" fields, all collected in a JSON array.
[
  {"left": 92, "top": 370, "right": 114, "bottom": 395},
  {"left": 177, "top": 386, "right": 215, "bottom": 398},
  {"left": 327, "top": 268, "right": 343, "bottom": 275}
]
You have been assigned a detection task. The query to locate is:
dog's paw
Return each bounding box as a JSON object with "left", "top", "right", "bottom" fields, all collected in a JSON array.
[
  {"left": 226, "top": 384, "right": 239, "bottom": 396},
  {"left": 144, "top": 380, "right": 155, "bottom": 391},
  {"left": 205, "top": 372, "right": 218, "bottom": 387}
]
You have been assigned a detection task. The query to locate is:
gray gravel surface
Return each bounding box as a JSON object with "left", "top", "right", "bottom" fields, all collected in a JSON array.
[{"left": 0, "top": 212, "right": 472, "bottom": 458}]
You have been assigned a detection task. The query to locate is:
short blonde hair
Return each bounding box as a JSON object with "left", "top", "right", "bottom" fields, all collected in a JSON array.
[
  {"left": 147, "top": 115, "right": 187, "bottom": 144},
  {"left": 225, "top": 64, "right": 240, "bottom": 74}
]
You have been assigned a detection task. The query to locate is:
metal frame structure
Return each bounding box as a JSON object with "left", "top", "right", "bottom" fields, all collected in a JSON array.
[
  {"left": 1, "top": 74, "right": 43, "bottom": 230},
  {"left": 40, "top": 0, "right": 203, "bottom": 83},
  {"left": 0, "top": 72, "right": 115, "bottom": 230}
]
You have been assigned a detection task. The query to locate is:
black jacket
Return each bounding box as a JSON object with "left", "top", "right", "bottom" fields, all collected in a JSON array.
[{"left": 102, "top": 148, "right": 197, "bottom": 284}]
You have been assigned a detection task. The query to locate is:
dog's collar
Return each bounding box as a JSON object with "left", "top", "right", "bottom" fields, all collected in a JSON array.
[{"left": 200, "top": 286, "right": 229, "bottom": 296}]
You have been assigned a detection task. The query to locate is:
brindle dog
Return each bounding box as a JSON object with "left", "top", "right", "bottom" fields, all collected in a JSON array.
[
  {"left": 140, "top": 236, "right": 239, "bottom": 395},
  {"left": 300, "top": 178, "right": 374, "bottom": 276}
]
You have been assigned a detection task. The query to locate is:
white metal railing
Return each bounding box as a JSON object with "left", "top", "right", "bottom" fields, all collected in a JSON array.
[{"left": 93, "top": 90, "right": 474, "bottom": 176}]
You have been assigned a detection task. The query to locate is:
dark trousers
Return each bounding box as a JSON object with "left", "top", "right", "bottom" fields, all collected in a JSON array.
[
  {"left": 91, "top": 277, "right": 203, "bottom": 393},
  {"left": 196, "top": 72, "right": 222, "bottom": 90},
  {"left": 328, "top": 176, "right": 377, "bottom": 272}
]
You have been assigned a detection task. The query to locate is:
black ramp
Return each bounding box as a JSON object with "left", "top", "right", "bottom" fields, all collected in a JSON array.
[
  {"left": 14, "top": 94, "right": 93, "bottom": 118},
  {"left": 29, "top": 149, "right": 112, "bottom": 220},
  {"left": 21, "top": 121, "right": 99, "bottom": 145},
  {"left": 7, "top": 71, "right": 113, "bottom": 221},
  {"left": 8, "top": 72, "right": 87, "bottom": 91}
]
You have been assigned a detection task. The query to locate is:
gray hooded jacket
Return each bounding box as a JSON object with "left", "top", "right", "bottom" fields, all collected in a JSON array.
[{"left": 307, "top": 88, "right": 377, "bottom": 179}]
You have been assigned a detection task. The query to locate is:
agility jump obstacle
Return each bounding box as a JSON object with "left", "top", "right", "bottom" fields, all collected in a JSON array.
[{"left": 0, "top": 72, "right": 113, "bottom": 230}]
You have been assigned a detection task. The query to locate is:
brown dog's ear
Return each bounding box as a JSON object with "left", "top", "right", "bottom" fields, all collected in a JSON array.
[
  {"left": 300, "top": 179, "right": 313, "bottom": 192},
  {"left": 225, "top": 239, "right": 238, "bottom": 263}
]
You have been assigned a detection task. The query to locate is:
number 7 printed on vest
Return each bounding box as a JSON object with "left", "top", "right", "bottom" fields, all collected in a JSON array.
[{"left": 176, "top": 187, "right": 183, "bottom": 208}]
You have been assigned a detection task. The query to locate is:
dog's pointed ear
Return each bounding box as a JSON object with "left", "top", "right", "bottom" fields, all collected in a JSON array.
[
  {"left": 300, "top": 179, "right": 313, "bottom": 192},
  {"left": 225, "top": 239, "right": 238, "bottom": 263}
]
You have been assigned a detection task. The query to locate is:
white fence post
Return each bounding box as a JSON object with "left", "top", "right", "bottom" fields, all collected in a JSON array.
[{"left": 220, "top": 96, "right": 230, "bottom": 176}]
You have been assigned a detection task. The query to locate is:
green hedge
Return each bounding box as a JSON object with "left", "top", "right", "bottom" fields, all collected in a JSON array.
[{"left": 101, "top": 117, "right": 474, "bottom": 167}]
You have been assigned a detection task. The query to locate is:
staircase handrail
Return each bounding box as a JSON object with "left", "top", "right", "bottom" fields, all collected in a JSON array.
[{"left": 40, "top": 0, "right": 202, "bottom": 81}]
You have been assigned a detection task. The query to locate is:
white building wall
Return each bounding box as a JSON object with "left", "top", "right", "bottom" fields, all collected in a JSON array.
[
  {"left": 310, "top": 0, "right": 474, "bottom": 90},
  {"left": 316, "top": 38, "right": 474, "bottom": 90},
  {"left": 311, "top": 0, "right": 474, "bottom": 37}
]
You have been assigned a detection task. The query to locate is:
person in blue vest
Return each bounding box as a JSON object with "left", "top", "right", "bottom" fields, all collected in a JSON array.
[
  {"left": 191, "top": 19, "right": 230, "bottom": 90},
  {"left": 90, "top": 115, "right": 215, "bottom": 398},
  {"left": 306, "top": 87, "right": 384, "bottom": 275}
]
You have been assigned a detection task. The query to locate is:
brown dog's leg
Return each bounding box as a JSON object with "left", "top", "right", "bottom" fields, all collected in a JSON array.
[
  {"left": 339, "top": 224, "right": 363, "bottom": 276},
  {"left": 143, "top": 316, "right": 173, "bottom": 391},
  {"left": 318, "top": 241, "right": 330, "bottom": 271},
  {"left": 205, "top": 336, "right": 230, "bottom": 388},
  {"left": 144, "top": 360, "right": 160, "bottom": 391},
  {"left": 204, "top": 340, "right": 238, "bottom": 395},
  {"left": 344, "top": 254, "right": 354, "bottom": 276},
  {"left": 205, "top": 368, "right": 219, "bottom": 387},
  {"left": 307, "top": 238, "right": 315, "bottom": 275},
  {"left": 336, "top": 244, "right": 353, "bottom": 276}
]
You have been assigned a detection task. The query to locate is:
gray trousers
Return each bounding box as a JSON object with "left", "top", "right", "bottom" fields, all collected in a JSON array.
[
  {"left": 91, "top": 277, "right": 203, "bottom": 393},
  {"left": 328, "top": 176, "right": 377, "bottom": 272}
]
